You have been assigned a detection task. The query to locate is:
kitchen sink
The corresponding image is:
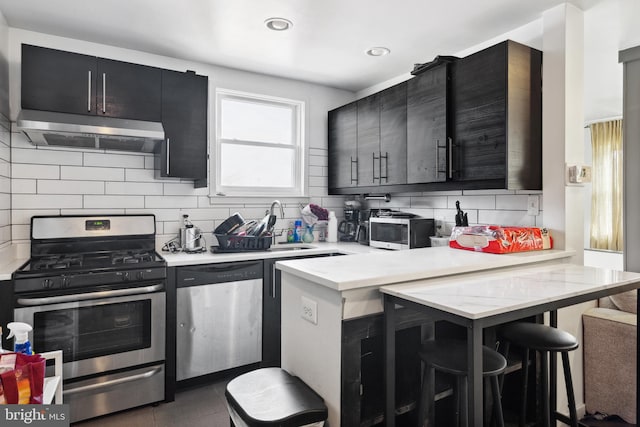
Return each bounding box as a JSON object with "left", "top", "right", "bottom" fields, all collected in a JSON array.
[{"left": 268, "top": 244, "right": 315, "bottom": 251}]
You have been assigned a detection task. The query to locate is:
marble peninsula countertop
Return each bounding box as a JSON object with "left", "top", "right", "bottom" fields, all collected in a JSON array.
[
  {"left": 380, "top": 263, "right": 640, "bottom": 319},
  {"left": 276, "top": 246, "right": 575, "bottom": 291}
]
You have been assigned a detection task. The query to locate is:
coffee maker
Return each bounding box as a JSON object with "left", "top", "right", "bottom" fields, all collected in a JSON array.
[{"left": 338, "top": 208, "right": 360, "bottom": 241}]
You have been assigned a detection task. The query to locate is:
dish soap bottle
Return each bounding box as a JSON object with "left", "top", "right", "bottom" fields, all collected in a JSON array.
[
  {"left": 327, "top": 211, "right": 338, "bottom": 243},
  {"left": 7, "top": 322, "right": 33, "bottom": 355}
]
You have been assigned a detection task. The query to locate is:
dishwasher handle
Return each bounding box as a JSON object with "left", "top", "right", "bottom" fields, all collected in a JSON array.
[{"left": 177, "top": 260, "right": 263, "bottom": 287}]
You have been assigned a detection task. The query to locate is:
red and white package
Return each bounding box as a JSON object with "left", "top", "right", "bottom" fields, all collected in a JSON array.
[{"left": 449, "top": 225, "right": 553, "bottom": 254}]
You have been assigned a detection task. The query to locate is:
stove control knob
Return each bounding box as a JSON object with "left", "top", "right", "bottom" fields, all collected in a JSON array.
[
  {"left": 42, "top": 279, "right": 53, "bottom": 289},
  {"left": 122, "top": 271, "right": 130, "bottom": 282},
  {"left": 137, "top": 271, "right": 145, "bottom": 281},
  {"left": 61, "top": 276, "right": 70, "bottom": 288}
]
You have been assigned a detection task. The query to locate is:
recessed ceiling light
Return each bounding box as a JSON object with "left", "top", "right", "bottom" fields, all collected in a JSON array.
[
  {"left": 366, "top": 47, "right": 391, "bottom": 57},
  {"left": 265, "top": 17, "right": 293, "bottom": 31}
]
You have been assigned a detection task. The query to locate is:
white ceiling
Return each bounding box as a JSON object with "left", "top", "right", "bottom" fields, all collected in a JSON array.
[{"left": 0, "top": 0, "right": 603, "bottom": 92}]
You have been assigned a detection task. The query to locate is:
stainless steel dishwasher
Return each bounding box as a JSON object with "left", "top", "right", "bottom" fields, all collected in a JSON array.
[{"left": 176, "top": 260, "right": 263, "bottom": 381}]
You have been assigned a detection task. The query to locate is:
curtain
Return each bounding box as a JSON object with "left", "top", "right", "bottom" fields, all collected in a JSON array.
[{"left": 590, "top": 119, "right": 623, "bottom": 251}]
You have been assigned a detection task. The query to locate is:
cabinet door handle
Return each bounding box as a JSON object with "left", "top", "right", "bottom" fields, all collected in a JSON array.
[
  {"left": 272, "top": 267, "right": 277, "bottom": 299},
  {"left": 102, "top": 73, "right": 106, "bottom": 113},
  {"left": 436, "top": 140, "right": 447, "bottom": 176},
  {"left": 350, "top": 157, "right": 358, "bottom": 184},
  {"left": 447, "top": 137, "right": 455, "bottom": 179},
  {"left": 87, "top": 71, "right": 92, "bottom": 112},
  {"left": 372, "top": 152, "right": 379, "bottom": 182},
  {"left": 380, "top": 152, "right": 388, "bottom": 182},
  {"left": 166, "top": 138, "right": 170, "bottom": 175}
]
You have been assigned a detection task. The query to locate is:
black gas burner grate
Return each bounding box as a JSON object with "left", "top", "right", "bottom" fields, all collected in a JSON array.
[{"left": 31, "top": 255, "right": 83, "bottom": 271}]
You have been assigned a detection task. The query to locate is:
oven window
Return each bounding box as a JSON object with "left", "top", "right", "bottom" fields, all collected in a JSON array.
[
  {"left": 370, "top": 223, "right": 408, "bottom": 245},
  {"left": 33, "top": 301, "right": 152, "bottom": 363}
]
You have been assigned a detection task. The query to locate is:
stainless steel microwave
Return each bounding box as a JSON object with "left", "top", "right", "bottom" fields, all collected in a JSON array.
[{"left": 369, "top": 217, "right": 435, "bottom": 250}]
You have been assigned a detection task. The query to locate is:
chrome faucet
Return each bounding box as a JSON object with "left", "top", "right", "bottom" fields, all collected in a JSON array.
[{"left": 269, "top": 200, "right": 285, "bottom": 219}]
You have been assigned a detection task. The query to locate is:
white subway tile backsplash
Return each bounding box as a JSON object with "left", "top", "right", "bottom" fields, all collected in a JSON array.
[
  {"left": 463, "top": 189, "right": 515, "bottom": 196},
  {"left": 61, "top": 166, "right": 124, "bottom": 181},
  {"left": 308, "top": 155, "right": 328, "bottom": 167},
  {"left": 13, "top": 194, "right": 83, "bottom": 209},
  {"left": 308, "top": 176, "right": 326, "bottom": 188},
  {"left": 477, "top": 210, "right": 536, "bottom": 226},
  {"left": 12, "top": 148, "right": 83, "bottom": 166},
  {"left": 0, "top": 160, "right": 9, "bottom": 178},
  {"left": 84, "top": 152, "right": 145, "bottom": 169},
  {"left": 84, "top": 195, "right": 145, "bottom": 209},
  {"left": 0, "top": 143, "right": 9, "bottom": 163},
  {"left": 12, "top": 209, "right": 61, "bottom": 224},
  {"left": 496, "top": 195, "right": 529, "bottom": 210},
  {"left": 61, "top": 208, "right": 125, "bottom": 216},
  {"left": 39, "top": 180, "right": 105, "bottom": 195},
  {"left": 11, "top": 224, "right": 30, "bottom": 241},
  {"left": 144, "top": 156, "right": 156, "bottom": 169},
  {"left": 410, "top": 196, "right": 448, "bottom": 209},
  {"left": 125, "top": 168, "right": 161, "bottom": 182},
  {"left": 447, "top": 195, "right": 495, "bottom": 210},
  {"left": 106, "top": 181, "right": 163, "bottom": 195},
  {"left": 11, "top": 179, "right": 36, "bottom": 194},
  {"left": 145, "top": 195, "right": 198, "bottom": 209},
  {"left": 0, "top": 176, "right": 10, "bottom": 193},
  {"left": 13, "top": 164, "right": 60, "bottom": 179},
  {"left": 163, "top": 182, "right": 209, "bottom": 196},
  {"left": 308, "top": 166, "right": 325, "bottom": 177}
]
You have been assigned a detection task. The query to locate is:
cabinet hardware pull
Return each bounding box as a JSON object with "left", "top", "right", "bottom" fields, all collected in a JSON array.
[
  {"left": 380, "top": 152, "right": 388, "bottom": 182},
  {"left": 436, "top": 140, "right": 447, "bottom": 176},
  {"left": 102, "top": 73, "right": 106, "bottom": 113},
  {"left": 166, "top": 138, "right": 170, "bottom": 175},
  {"left": 272, "top": 267, "right": 277, "bottom": 299},
  {"left": 87, "top": 71, "right": 92, "bottom": 112},
  {"left": 447, "top": 137, "right": 455, "bottom": 179},
  {"left": 372, "top": 152, "right": 379, "bottom": 182},
  {"left": 350, "top": 157, "right": 358, "bottom": 184}
]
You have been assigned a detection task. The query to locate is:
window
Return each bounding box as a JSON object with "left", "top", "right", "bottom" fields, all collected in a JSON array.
[{"left": 214, "top": 89, "right": 305, "bottom": 196}]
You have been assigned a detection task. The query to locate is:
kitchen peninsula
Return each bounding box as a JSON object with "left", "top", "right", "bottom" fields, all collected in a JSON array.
[{"left": 276, "top": 246, "right": 579, "bottom": 427}]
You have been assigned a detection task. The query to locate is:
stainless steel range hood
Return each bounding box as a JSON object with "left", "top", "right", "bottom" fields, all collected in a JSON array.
[{"left": 17, "top": 109, "right": 165, "bottom": 153}]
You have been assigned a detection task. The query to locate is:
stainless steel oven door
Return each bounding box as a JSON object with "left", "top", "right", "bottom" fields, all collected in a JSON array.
[{"left": 14, "top": 284, "right": 165, "bottom": 380}]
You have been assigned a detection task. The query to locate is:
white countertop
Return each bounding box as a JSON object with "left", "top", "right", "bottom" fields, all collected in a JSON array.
[
  {"left": 159, "top": 241, "right": 382, "bottom": 267},
  {"left": 0, "top": 244, "right": 29, "bottom": 281},
  {"left": 276, "top": 246, "right": 575, "bottom": 291},
  {"left": 380, "top": 263, "right": 640, "bottom": 319}
]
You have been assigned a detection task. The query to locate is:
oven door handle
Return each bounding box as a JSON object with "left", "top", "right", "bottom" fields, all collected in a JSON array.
[
  {"left": 16, "top": 284, "right": 165, "bottom": 306},
  {"left": 63, "top": 365, "right": 163, "bottom": 396}
]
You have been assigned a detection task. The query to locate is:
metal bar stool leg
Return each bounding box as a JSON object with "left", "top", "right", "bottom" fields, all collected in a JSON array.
[
  {"left": 459, "top": 376, "right": 468, "bottom": 427},
  {"left": 561, "top": 352, "right": 579, "bottom": 427},
  {"left": 491, "top": 376, "right": 505, "bottom": 427},
  {"left": 541, "top": 351, "right": 551, "bottom": 427},
  {"left": 519, "top": 347, "right": 530, "bottom": 427}
]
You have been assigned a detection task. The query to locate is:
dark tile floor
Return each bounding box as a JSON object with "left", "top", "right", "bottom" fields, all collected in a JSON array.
[{"left": 72, "top": 380, "right": 231, "bottom": 427}]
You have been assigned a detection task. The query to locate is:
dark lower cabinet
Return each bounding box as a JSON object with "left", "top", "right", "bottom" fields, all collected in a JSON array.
[
  {"left": 451, "top": 40, "right": 542, "bottom": 190},
  {"left": 262, "top": 253, "right": 344, "bottom": 368},
  {"left": 0, "top": 280, "right": 13, "bottom": 351},
  {"left": 157, "top": 70, "right": 208, "bottom": 187}
]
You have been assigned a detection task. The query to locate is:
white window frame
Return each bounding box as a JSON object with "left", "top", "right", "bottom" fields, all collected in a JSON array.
[{"left": 212, "top": 88, "right": 306, "bottom": 197}]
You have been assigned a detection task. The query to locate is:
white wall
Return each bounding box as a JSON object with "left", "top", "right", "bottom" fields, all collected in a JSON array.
[
  {"left": 0, "top": 9, "right": 10, "bottom": 248},
  {"left": 6, "top": 29, "right": 355, "bottom": 246}
]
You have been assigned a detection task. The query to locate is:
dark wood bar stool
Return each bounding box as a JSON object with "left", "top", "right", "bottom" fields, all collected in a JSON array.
[
  {"left": 418, "top": 338, "right": 507, "bottom": 427},
  {"left": 498, "top": 322, "right": 579, "bottom": 427}
]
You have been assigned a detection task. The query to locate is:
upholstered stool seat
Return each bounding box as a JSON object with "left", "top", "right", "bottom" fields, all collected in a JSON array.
[
  {"left": 499, "top": 322, "right": 579, "bottom": 427},
  {"left": 419, "top": 338, "right": 507, "bottom": 427},
  {"left": 225, "top": 368, "right": 328, "bottom": 427}
]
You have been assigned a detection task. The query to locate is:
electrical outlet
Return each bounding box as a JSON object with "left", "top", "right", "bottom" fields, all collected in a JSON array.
[
  {"left": 301, "top": 296, "right": 318, "bottom": 325},
  {"left": 527, "top": 195, "right": 539, "bottom": 216}
]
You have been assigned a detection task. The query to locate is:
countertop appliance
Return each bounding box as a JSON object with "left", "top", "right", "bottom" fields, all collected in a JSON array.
[
  {"left": 176, "top": 260, "right": 262, "bottom": 381},
  {"left": 12, "top": 214, "right": 167, "bottom": 423},
  {"left": 369, "top": 213, "right": 435, "bottom": 250},
  {"left": 339, "top": 208, "right": 360, "bottom": 242}
]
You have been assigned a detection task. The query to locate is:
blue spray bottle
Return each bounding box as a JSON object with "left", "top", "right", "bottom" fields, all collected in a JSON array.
[{"left": 7, "top": 322, "right": 33, "bottom": 355}]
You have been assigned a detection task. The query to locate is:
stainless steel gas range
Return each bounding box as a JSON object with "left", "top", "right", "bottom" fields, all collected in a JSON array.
[{"left": 12, "top": 214, "right": 166, "bottom": 423}]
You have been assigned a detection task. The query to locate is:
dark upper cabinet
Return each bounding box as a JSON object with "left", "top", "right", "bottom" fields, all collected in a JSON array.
[
  {"left": 96, "top": 58, "right": 161, "bottom": 121},
  {"left": 21, "top": 44, "right": 161, "bottom": 122},
  {"left": 406, "top": 65, "right": 449, "bottom": 184},
  {"left": 158, "top": 70, "right": 208, "bottom": 187},
  {"left": 356, "top": 94, "right": 380, "bottom": 186},
  {"left": 379, "top": 82, "right": 407, "bottom": 186},
  {"left": 328, "top": 102, "right": 358, "bottom": 190},
  {"left": 22, "top": 45, "right": 97, "bottom": 116},
  {"left": 451, "top": 40, "right": 542, "bottom": 190}
]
